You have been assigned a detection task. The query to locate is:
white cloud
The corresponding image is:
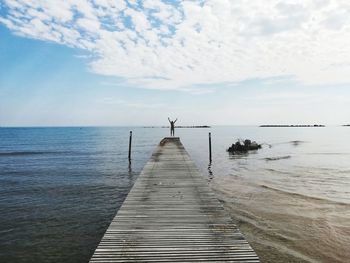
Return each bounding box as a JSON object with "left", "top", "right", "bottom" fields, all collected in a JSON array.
[
  {"left": 1, "top": 0, "right": 350, "bottom": 91},
  {"left": 76, "top": 17, "right": 100, "bottom": 31}
]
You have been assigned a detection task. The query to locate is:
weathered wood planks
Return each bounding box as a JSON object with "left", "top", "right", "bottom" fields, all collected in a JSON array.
[{"left": 90, "top": 137, "right": 259, "bottom": 262}]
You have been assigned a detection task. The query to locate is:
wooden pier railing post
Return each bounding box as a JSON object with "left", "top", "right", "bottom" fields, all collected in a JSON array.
[
  {"left": 128, "top": 131, "right": 132, "bottom": 162},
  {"left": 209, "top": 132, "right": 212, "bottom": 163}
]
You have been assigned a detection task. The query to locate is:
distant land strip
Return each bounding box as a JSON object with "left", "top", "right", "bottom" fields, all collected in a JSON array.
[
  {"left": 260, "top": 124, "right": 325, "bottom": 127},
  {"left": 144, "top": 125, "right": 211, "bottom": 128},
  {"left": 342, "top": 124, "right": 350, "bottom": 126}
]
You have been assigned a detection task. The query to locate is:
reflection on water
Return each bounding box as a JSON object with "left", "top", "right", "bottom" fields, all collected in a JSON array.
[
  {"left": 207, "top": 162, "right": 213, "bottom": 180},
  {"left": 128, "top": 162, "right": 132, "bottom": 175},
  {"left": 0, "top": 126, "right": 350, "bottom": 262}
]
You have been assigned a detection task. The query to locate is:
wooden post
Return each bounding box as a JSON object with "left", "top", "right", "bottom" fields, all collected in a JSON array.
[
  {"left": 209, "top": 132, "right": 212, "bottom": 163},
  {"left": 128, "top": 131, "right": 132, "bottom": 162}
]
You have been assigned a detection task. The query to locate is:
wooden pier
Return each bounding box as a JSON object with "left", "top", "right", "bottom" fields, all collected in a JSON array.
[{"left": 90, "top": 137, "right": 259, "bottom": 262}]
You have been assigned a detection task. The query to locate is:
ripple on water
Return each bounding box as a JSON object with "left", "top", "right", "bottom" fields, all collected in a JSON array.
[{"left": 210, "top": 176, "right": 350, "bottom": 263}]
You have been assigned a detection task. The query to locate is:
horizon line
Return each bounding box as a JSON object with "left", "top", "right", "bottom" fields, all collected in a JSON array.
[{"left": 1, "top": 124, "right": 349, "bottom": 128}]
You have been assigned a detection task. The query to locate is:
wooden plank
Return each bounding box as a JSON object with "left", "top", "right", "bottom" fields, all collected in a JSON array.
[{"left": 90, "top": 137, "right": 259, "bottom": 262}]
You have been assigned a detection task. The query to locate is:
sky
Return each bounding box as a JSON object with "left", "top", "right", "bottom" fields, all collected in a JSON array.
[{"left": 0, "top": 0, "right": 350, "bottom": 126}]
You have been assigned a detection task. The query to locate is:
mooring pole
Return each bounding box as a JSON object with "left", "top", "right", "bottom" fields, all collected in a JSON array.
[
  {"left": 209, "top": 132, "right": 212, "bottom": 163},
  {"left": 128, "top": 131, "right": 132, "bottom": 162}
]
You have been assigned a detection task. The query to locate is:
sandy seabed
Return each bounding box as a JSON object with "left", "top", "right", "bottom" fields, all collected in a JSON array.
[{"left": 211, "top": 176, "right": 350, "bottom": 263}]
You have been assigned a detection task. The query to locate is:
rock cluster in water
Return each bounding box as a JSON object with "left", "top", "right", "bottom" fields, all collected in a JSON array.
[{"left": 227, "top": 139, "right": 261, "bottom": 154}]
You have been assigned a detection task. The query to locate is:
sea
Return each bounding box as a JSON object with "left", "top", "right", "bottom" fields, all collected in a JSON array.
[{"left": 0, "top": 126, "right": 349, "bottom": 263}]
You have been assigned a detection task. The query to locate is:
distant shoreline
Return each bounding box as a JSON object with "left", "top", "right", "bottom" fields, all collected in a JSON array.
[
  {"left": 144, "top": 125, "right": 211, "bottom": 128},
  {"left": 260, "top": 124, "right": 325, "bottom": 127}
]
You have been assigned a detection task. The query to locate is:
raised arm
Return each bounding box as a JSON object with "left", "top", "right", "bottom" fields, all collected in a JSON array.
[
  {"left": 168, "top": 117, "right": 171, "bottom": 123},
  {"left": 174, "top": 118, "right": 178, "bottom": 123}
]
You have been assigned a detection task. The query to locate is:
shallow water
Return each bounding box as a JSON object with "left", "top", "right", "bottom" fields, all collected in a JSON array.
[{"left": 0, "top": 126, "right": 349, "bottom": 262}]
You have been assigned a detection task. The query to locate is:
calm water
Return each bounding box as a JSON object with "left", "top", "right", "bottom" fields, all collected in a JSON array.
[{"left": 0, "top": 126, "right": 349, "bottom": 262}]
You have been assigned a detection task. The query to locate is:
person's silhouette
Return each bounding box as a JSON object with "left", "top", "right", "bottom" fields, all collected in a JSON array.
[{"left": 168, "top": 117, "right": 178, "bottom": 136}]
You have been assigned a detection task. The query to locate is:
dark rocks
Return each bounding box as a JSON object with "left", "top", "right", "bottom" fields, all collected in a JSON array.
[{"left": 227, "top": 139, "right": 261, "bottom": 154}]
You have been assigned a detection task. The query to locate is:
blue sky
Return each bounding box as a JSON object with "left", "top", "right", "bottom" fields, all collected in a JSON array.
[{"left": 1, "top": 0, "right": 350, "bottom": 126}]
